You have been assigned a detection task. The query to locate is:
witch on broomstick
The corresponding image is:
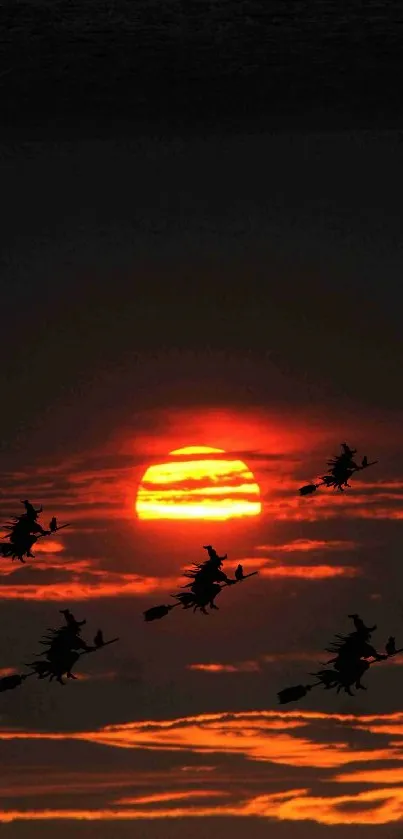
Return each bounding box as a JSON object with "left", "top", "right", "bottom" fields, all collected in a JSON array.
[
  {"left": 0, "top": 609, "right": 119, "bottom": 692},
  {"left": 144, "top": 545, "right": 258, "bottom": 622},
  {"left": 0, "top": 500, "right": 71, "bottom": 563},
  {"left": 298, "top": 443, "right": 377, "bottom": 496},
  {"left": 277, "top": 614, "right": 402, "bottom": 705}
]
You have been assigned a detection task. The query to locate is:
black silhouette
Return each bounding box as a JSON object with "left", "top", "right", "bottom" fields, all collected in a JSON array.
[
  {"left": 144, "top": 604, "right": 180, "bottom": 622},
  {"left": 235, "top": 564, "right": 244, "bottom": 581},
  {"left": 348, "top": 613, "right": 377, "bottom": 634},
  {"left": 277, "top": 614, "right": 402, "bottom": 704},
  {"left": 278, "top": 684, "right": 313, "bottom": 704},
  {"left": 176, "top": 545, "right": 235, "bottom": 614},
  {"left": 0, "top": 500, "right": 71, "bottom": 563},
  {"left": 24, "top": 609, "right": 119, "bottom": 685},
  {"left": 299, "top": 484, "right": 319, "bottom": 496},
  {"left": 144, "top": 546, "right": 258, "bottom": 621},
  {"left": 22, "top": 500, "right": 42, "bottom": 518},
  {"left": 386, "top": 636, "right": 397, "bottom": 656},
  {"left": 0, "top": 673, "right": 31, "bottom": 692},
  {"left": 298, "top": 443, "right": 378, "bottom": 496},
  {"left": 59, "top": 608, "right": 86, "bottom": 631}
]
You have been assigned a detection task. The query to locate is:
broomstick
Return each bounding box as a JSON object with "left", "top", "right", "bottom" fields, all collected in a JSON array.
[
  {"left": 79, "top": 637, "right": 120, "bottom": 655},
  {"left": 224, "top": 571, "right": 259, "bottom": 585},
  {"left": 36, "top": 523, "right": 72, "bottom": 539}
]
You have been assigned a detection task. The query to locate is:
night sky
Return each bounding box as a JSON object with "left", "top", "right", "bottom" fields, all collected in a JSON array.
[{"left": 2, "top": 2, "right": 403, "bottom": 836}]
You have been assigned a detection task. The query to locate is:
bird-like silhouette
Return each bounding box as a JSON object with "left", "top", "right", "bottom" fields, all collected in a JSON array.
[{"left": 386, "top": 636, "right": 397, "bottom": 656}]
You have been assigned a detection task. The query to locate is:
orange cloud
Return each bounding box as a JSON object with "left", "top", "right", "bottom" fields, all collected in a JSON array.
[
  {"left": 2, "top": 709, "right": 403, "bottom": 824},
  {"left": 246, "top": 787, "right": 403, "bottom": 825},
  {"left": 188, "top": 662, "right": 261, "bottom": 673},
  {"left": 116, "top": 790, "right": 228, "bottom": 805},
  {"left": 0, "top": 572, "right": 180, "bottom": 601},
  {"left": 80, "top": 726, "right": 395, "bottom": 769},
  {"left": 1, "top": 710, "right": 396, "bottom": 771},
  {"left": 0, "top": 557, "right": 97, "bottom": 576},
  {"left": 3, "top": 455, "right": 402, "bottom": 530},
  {"left": 256, "top": 539, "right": 358, "bottom": 552},
  {"left": 335, "top": 767, "right": 403, "bottom": 785},
  {"left": 1, "top": 788, "right": 403, "bottom": 825},
  {"left": 259, "top": 564, "right": 359, "bottom": 579},
  {"left": 32, "top": 539, "right": 65, "bottom": 554}
]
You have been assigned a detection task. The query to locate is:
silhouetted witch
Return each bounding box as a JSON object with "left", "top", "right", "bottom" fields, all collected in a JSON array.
[
  {"left": 299, "top": 443, "right": 377, "bottom": 496},
  {"left": 143, "top": 545, "right": 258, "bottom": 622},
  {"left": 0, "top": 500, "right": 71, "bottom": 563},
  {"left": 277, "top": 614, "right": 403, "bottom": 705},
  {"left": 24, "top": 609, "right": 119, "bottom": 685}
]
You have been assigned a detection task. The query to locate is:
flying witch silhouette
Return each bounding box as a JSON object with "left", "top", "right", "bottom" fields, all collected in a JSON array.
[
  {"left": 0, "top": 500, "right": 71, "bottom": 563},
  {"left": 25, "top": 609, "right": 119, "bottom": 684},
  {"left": 277, "top": 614, "right": 402, "bottom": 704},
  {"left": 144, "top": 545, "right": 258, "bottom": 622},
  {"left": 0, "top": 610, "right": 119, "bottom": 690},
  {"left": 298, "top": 443, "right": 378, "bottom": 496}
]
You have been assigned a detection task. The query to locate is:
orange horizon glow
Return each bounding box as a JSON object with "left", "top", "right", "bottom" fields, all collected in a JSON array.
[
  {"left": 135, "top": 446, "right": 262, "bottom": 521},
  {"left": 3, "top": 709, "right": 403, "bottom": 825}
]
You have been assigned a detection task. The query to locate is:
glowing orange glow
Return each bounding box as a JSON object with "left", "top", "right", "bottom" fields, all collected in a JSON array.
[
  {"left": 116, "top": 790, "right": 227, "bottom": 805},
  {"left": 135, "top": 446, "right": 261, "bottom": 520},
  {"left": 256, "top": 539, "right": 359, "bottom": 552},
  {"left": 33, "top": 539, "right": 64, "bottom": 554},
  {"left": 0, "top": 668, "right": 16, "bottom": 677},
  {"left": 260, "top": 564, "right": 359, "bottom": 580},
  {"left": 3, "top": 710, "right": 403, "bottom": 825},
  {"left": 0, "top": 572, "right": 178, "bottom": 601},
  {"left": 188, "top": 662, "right": 261, "bottom": 673}
]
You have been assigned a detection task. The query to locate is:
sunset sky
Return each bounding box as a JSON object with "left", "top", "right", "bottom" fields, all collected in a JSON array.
[{"left": 2, "top": 3, "right": 403, "bottom": 837}]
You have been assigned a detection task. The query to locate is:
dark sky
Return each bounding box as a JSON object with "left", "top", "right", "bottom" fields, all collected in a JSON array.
[
  {"left": 2, "top": 0, "right": 403, "bottom": 126},
  {"left": 2, "top": 129, "right": 403, "bottom": 460},
  {"left": 2, "top": 2, "right": 403, "bottom": 835}
]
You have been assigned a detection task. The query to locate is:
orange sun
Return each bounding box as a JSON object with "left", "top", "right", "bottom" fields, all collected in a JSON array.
[{"left": 135, "top": 446, "right": 262, "bottom": 521}]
